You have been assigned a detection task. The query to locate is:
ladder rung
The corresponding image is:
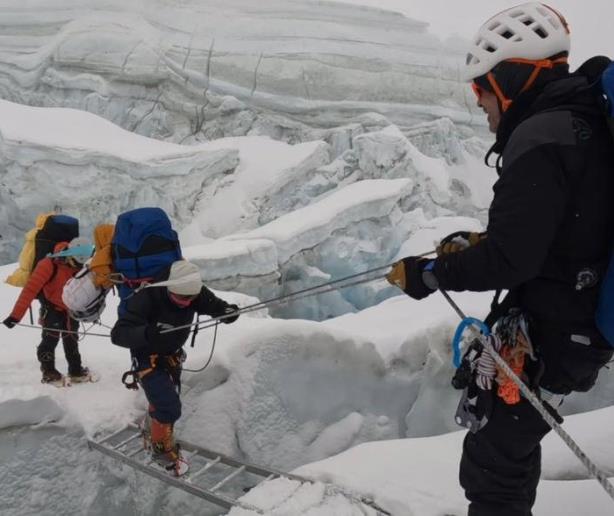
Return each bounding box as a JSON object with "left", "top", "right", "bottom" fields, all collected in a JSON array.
[
  {"left": 211, "top": 465, "right": 246, "bottom": 492},
  {"left": 113, "top": 432, "right": 142, "bottom": 450},
  {"left": 189, "top": 456, "right": 221, "bottom": 480},
  {"left": 96, "top": 426, "right": 129, "bottom": 445},
  {"left": 182, "top": 450, "right": 199, "bottom": 461},
  {"left": 127, "top": 445, "right": 146, "bottom": 458}
]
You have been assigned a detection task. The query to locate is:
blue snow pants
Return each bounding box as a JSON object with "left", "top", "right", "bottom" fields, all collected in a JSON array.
[{"left": 134, "top": 353, "right": 182, "bottom": 424}]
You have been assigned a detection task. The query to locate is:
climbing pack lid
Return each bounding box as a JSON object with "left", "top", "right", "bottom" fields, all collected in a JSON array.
[
  {"left": 112, "top": 207, "right": 181, "bottom": 314},
  {"left": 113, "top": 207, "right": 179, "bottom": 255}
]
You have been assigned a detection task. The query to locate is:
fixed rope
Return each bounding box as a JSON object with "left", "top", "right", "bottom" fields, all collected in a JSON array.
[
  {"left": 160, "top": 249, "right": 435, "bottom": 335},
  {"left": 15, "top": 322, "right": 111, "bottom": 338},
  {"left": 10, "top": 250, "right": 436, "bottom": 343}
]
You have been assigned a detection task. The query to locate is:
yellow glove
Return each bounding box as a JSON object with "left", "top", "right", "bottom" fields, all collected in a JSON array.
[
  {"left": 386, "top": 260, "right": 407, "bottom": 291},
  {"left": 385, "top": 257, "right": 437, "bottom": 300},
  {"left": 436, "top": 231, "right": 486, "bottom": 256}
]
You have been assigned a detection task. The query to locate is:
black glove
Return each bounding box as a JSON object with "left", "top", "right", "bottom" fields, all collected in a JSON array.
[
  {"left": 386, "top": 257, "right": 437, "bottom": 300},
  {"left": 436, "top": 231, "right": 486, "bottom": 256},
  {"left": 3, "top": 316, "right": 18, "bottom": 329},
  {"left": 222, "top": 304, "right": 240, "bottom": 324},
  {"left": 145, "top": 324, "right": 168, "bottom": 353}
]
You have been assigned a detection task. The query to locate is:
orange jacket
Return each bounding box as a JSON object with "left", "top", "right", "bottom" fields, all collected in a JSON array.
[
  {"left": 10, "top": 242, "right": 80, "bottom": 321},
  {"left": 90, "top": 224, "right": 115, "bottom": 289}
]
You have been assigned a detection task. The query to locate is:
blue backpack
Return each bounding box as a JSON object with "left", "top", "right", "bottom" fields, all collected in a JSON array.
[
  {"left": 596, "top": 61, "right": 614, "bottom": 346},
  {"left": 112, "top": 207, "right": 182, "bottom": 314}
]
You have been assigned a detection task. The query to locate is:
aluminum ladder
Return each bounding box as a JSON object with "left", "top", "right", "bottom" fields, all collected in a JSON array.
[{"left": 88, "top": 424, "right": 391, "bottom": 515}]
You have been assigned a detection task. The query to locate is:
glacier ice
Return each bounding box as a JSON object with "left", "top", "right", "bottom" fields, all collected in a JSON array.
[
  {"left": 0, "top": 0, "right": 482, "bottom": 143},
  {"left": 0, "top": 97, "right": 494, "bottom": 320},
  {"left": 0, "top": 98, "right": 239, "bottom": 264}
]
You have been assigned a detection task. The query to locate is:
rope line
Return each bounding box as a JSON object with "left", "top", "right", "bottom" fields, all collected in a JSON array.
[
  {"left": 15, "top": 322, "right": 111, "bottom": 338},
  {"left": 194, "top": 273, "right": 386, "bottom": 333},
  {"left": 159, "top": 253, "right": 438, "bottom": 335},
  {"left": 183, "top": 322, "right": 219, "bottom": 373},
  {"left": 10, "top": 250, "right": 436, "bottom": 343}
]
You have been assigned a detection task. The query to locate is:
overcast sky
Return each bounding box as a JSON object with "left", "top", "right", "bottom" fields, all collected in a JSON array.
[{"left": 333, "top": 0, "right": 613, "bottom": 68}]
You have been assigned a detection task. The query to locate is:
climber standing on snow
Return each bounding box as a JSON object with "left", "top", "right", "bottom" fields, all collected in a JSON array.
[
  {"left": 110, "top": 259, "right": 240, "bottom": 476},
  {"left": 386, "top": 3, "right": 614, "bottom": 515},
  {"left": 3, "top": 239, "right": 93, "bottom": 384}
]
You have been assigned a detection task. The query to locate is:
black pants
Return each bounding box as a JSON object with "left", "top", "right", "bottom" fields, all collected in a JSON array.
[
  {"left": 37, "top": 305, "right": 82, "bottom": 374},
  {"left": 460, "top": 395, "right": 551, "bottom": 516},
  {"left": 460, "top": 321, "right": 613, "bottom": 516}
]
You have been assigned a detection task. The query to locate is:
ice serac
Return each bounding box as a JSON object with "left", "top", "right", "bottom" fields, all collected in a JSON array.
[
  {"left": 183, "top": 136, "right": 332, "bottom": 239},
  {"left": 184, "top": 178, "right": 414, "bottom": 319},
  {"left": 0, "top": 98, "right": 239, "bottom": 263},
  {"left": 178, "top": 122, "right": 493, "bottom": 319},
  {"left": 0, "top": 0, "right": 479, "bottom": 142}
]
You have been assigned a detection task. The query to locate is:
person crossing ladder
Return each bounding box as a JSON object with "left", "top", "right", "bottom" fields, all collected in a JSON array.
[{"left": 111, "top": 259, "right": 240, "bottom": 476}]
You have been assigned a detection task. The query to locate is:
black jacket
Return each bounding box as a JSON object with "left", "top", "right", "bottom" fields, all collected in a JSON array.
[
  {"left": 434, "top": 74, "right": 614, "bottom": 327},
  {"left": 111, "top": 281, "right": 232, "bottom": 358}
]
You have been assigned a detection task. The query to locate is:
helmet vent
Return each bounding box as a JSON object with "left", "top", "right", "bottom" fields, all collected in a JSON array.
[{"left": 465, "top": 53, "right": 479, "bottom": 65}]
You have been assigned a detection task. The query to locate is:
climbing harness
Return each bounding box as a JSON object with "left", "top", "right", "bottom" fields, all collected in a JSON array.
[
  {"left": 121, "top": 351, "right": 186, "bottom": 391},
  {"left": 442, "top": 289, "right": 614, "bottom": 502}
]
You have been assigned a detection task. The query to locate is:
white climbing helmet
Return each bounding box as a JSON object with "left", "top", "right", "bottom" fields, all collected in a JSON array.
[{"left": 464, "top": 2, "right": 570, "bottom": 81}]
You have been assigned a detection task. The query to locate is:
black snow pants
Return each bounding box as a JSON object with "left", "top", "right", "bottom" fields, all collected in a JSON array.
[
  {"left": 459, "top": 320, "right": 613, "bottom": 516},
  {"left": 37, "top": 304, "right": 82, "bottom": 374}
]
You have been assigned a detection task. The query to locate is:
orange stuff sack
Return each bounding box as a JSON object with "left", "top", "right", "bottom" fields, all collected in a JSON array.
[{"left": 90, "top": 224, "right": 115, "bottom": 289}]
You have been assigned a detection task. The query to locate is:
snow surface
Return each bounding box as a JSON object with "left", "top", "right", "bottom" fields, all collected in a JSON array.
[{"left": 2, "top": 259, "right": 614, "bottom": 515}]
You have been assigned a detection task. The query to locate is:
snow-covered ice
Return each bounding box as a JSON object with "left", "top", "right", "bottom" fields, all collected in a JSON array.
[{"left": 1, "top": 260, "right": 614, "bottom": 515}]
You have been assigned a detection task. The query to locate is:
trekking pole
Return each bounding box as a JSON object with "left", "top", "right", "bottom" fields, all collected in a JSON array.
[
  {"left": 439, "top": 289, "right": 614, "bottom": 502},
  {"left": 160, "top": 249, "right": 436, "bottom": 335}
]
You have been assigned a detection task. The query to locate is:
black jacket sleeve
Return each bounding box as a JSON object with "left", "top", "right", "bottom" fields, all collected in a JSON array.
[
  {"left": 195, "top": 286, "right": 232, "bottom": 317},
  {"left": 433, "top": 114, "right": 575, "bottom": 292},
  {"left": 110, "top": 290, "right": 153, "bottom": 351}
]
